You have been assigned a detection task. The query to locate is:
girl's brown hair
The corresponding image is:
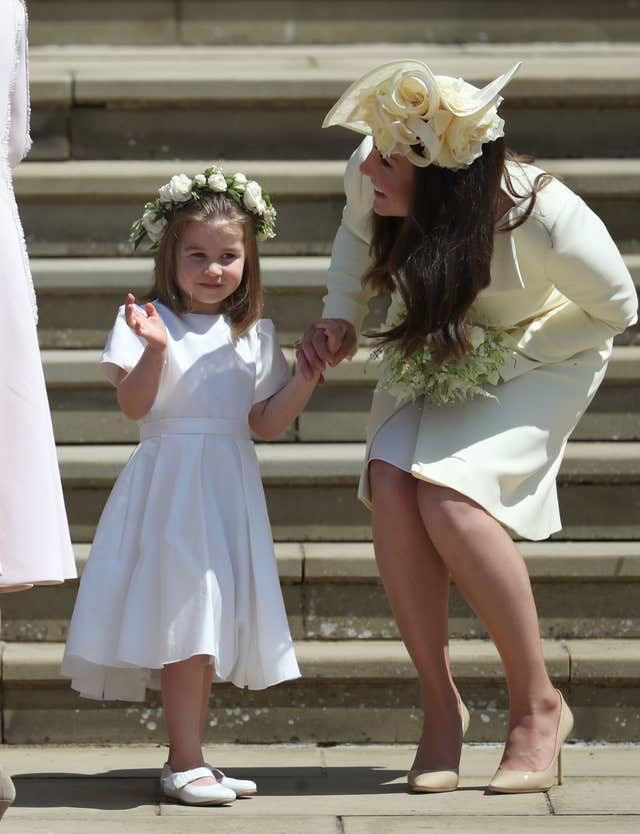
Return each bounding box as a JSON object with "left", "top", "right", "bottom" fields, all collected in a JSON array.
[
  {"left": 147, "top": 193, "right": 262, "bottom": 338},
  {"left": 364, "top": 138, "right": 552, "bottom": 363}
]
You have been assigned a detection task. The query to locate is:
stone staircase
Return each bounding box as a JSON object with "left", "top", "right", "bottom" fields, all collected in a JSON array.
[{"left": 3, "top": 0, "right": 639, "bottom": 745}]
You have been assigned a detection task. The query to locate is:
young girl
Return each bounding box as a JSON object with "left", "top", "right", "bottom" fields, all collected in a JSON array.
[{"left": 61, "top": 167, "right": 323, "bottom": 806}]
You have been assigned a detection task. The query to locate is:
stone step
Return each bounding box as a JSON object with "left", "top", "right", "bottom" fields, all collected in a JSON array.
[
  {"left": 26, "top": 1, "right": 640, "bottom": 46},
  {"left": 0, "top": 542, "right": 638, "bottom": 643},
  {"left": 2, "top": 638, "right": 639, "bottom": 743},
  {"left": 40, "top": 347, "right": 640, "bottom": 443},
  {"left": 15, "top": 159, "right": 640, "bottom": 256},
  {"left": 55, "top": 441, "right": 640, "bottom": 542},
  {"left": 31, "top": 255, "right": 640, "bottom": 348},
  {"left": 29, "top": 44, "right": 640, "bottom": 160}
]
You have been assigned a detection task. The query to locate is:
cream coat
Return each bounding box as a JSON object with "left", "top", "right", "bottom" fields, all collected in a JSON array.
[{"left": 322, "top": 137, "right": 638, "bottom": 540}]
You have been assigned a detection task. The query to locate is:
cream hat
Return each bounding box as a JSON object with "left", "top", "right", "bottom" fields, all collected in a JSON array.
[{"left": 323, "top": 60, "right": 521, "bottom": 170}]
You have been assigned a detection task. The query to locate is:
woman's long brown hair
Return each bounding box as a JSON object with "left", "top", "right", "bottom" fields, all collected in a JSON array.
[
  {"left": 146, "top": 193, "right": 262, "bottom": 338},
  {"left": 364, "top": 138, "right": 552, "bottom": 363}
]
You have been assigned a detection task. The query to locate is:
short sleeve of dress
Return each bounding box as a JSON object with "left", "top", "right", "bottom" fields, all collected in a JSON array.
[
  {"left": 252, "top": 319, "right": 291, "bottom": 404},
  {"left": 101, "top": 305, "right": 147, "bottom": 373}
]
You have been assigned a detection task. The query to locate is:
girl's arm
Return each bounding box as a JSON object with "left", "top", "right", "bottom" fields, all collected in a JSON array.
[
  {"left": 249, "top": 368, "right": 322, "bottom": 441},
  {"left": 106, "top": 294, "right": 168, "bottom": 420}
]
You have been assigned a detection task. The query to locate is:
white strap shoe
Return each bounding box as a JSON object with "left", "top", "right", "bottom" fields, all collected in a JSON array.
[
  {"left": 205, "top": 764, "right": 257, "bottom": 796},
  {"left": 161, "top": 763, "right": 236, "bottom": 805}
]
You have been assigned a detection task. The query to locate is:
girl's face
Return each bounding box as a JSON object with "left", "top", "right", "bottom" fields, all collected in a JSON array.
[
  {"left": 176, "top": 220, "right": 246, "bottom": 314},
  {"left": 359, "top": 147, "right": 416, "bottom": 217}
]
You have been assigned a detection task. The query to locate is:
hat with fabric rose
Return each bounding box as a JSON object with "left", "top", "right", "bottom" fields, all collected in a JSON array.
[{"left": 323, "top": 60, "right": 521, "bottom": 170}]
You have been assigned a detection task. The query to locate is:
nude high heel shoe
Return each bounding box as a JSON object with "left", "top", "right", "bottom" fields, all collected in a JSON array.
[
  {"left": 487, "top": 690, "right": 573, "bottom": 794},
  {"left": 407, "top": 698, "right": 470, "bottom": 793},
  {"left": 0, "top": 766, "right": 16, "bottom": 819}
]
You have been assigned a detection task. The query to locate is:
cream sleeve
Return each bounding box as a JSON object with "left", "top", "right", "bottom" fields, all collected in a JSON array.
[
  {"left": 321, "top": 137, "right": 376, "bottom": 335},
  {"left": 514, "top": 189, "right": 638, "bottom": 363}
]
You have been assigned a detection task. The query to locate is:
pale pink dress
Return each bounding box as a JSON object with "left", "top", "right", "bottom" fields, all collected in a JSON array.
[{"left": 0, "top": 0, "right": 75, "bottom": 590}]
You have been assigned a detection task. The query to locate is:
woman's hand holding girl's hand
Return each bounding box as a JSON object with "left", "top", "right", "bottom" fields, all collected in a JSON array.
[
  {"left": 124, "top": 293, "right": 167, "bottom": 353},
  {"left": 297, "top": 318, "right": 357, "bottom": 381}
]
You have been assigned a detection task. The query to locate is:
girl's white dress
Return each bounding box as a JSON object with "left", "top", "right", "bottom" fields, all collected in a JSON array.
[
  {"left": 61, "top": 303, "right": 301, "bottom": 701},
  {"left": 0, "top": 0, "right": 75, "bottom": 588}
]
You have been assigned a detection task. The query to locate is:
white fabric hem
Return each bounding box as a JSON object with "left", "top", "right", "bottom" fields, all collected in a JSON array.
[{"left": 61, "top": 651, "right": 301, "bottom": 702}]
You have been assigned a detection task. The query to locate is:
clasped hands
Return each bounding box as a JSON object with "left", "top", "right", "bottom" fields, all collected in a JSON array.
[{"left": 296, "top": 319, "right": 357, "bottom": 383}]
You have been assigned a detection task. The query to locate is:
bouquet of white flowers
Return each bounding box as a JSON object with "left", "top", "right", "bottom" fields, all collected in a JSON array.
[{"left": 372, "top": 295, "right": 511, "bottom": 407}]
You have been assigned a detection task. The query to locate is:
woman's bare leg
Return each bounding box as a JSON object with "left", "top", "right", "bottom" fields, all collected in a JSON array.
[
  {"left": 369, "top": 460, "right": 463, "bottom": 770},
  {"left": 416, "top": 482, "right": 561, "bottom": 772},
  {"left": 161, "top": 655, "right": 217, "bottom": 786}
]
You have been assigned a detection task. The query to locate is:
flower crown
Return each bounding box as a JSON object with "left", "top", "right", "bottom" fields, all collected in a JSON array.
[
  {"left": 323, "top": 60, "right": 521, "bottom": 170},
  {"left": 130, "top": 165, "right": 277, "bottom": 251}
]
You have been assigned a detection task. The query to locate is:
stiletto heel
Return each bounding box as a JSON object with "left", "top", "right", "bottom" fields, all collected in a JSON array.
[
  {"left": 407, "top": 694, "right": 469, "bottom": 793},
  {"left": 487, "top": 689, "right": 573, "bottom": 794},
  {"left": 557, "top": 748, "right": 563, "bottom": 785}
]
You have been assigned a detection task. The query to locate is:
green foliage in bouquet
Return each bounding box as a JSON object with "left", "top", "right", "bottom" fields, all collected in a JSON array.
[{"left": 372, "top": 295, "right": 511, "bottom": 406}]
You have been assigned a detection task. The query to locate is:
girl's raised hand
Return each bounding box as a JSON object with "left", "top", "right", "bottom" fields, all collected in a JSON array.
[{"left": 124, "top": 293, "right": 167, "bottom": 352}]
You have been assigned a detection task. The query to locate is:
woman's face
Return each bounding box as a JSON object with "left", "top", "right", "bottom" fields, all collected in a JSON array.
[{"left": 359, "top": 147, "right": 416, "bottom": 217}]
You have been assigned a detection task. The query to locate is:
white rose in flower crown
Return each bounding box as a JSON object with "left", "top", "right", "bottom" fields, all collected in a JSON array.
[
  {"left": 158, "top": 173, "right": 193, "bottom": 203},
  {"left": 193, "top": 174, "right": 207, "bottom": 187},
  {"left": 232, "top": 173, "right": 248, "bottom": 193},
  {"left": 242, "top": 181, "right": 264, "bottom": 212},
  {"left": 207, "top": 171, "right": 227, "bottom": 192},
  {"left": 157, "top": 183, "right": 173, "bottom": 204},
  {"left": 141, "top": 209, "right": 167, "bottom": 241}
]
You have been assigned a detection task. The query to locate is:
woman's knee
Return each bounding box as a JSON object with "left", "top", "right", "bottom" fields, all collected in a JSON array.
[
  {"left": 369, "top": 459, "right": 416, "bottom": 506},
  {"left": 417, "top": 481, "right": 488, "bottom": 539}
]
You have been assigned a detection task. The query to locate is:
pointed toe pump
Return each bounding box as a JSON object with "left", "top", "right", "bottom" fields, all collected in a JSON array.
[
  {"left": 407, "top": 699, "right": 470, "bottom": 793},
  {"left": 0, "top": 766, "right": 16, "bottom": 819},
  {"left": 487, "top": 690, "right": 574, "bottom": 794}
]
